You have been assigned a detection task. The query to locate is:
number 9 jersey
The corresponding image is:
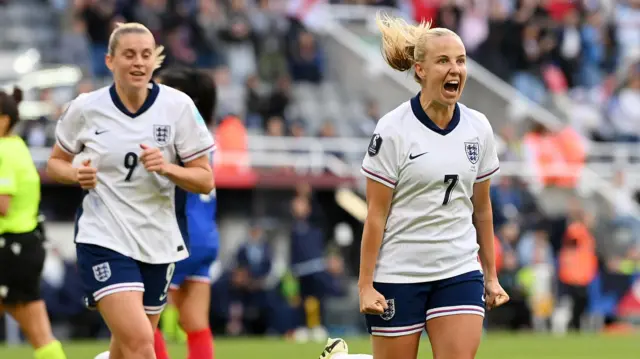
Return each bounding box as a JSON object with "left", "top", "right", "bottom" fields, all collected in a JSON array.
[
  {"left": 55, "top": 82, "right": 215, "bottom": 264},
  {"left": 361, "top": 94, "right": 499, "bottom": 284}
]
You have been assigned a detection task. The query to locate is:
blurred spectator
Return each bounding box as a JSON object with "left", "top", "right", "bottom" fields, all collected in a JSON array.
[
  {"left": 195, "top": 0, "right": 227, "bottom": 67},
  {"left": 257, "top": 36, "right": 289, "bottom": 83},
  {"left": 356, "top": 98, "right": 381, "bottom": 136},
  {"left": 552, "top": 8, "right": 582, "bottom": 88},
  {"left": 580, "top": 10, "right": 617, "bottom": 88},
  {"left": 57, "top": 15, "right": 93, "bottom": 77},
  {"left": 76, "top": 0, "right": 118, "bottom": 78},
  {"left": 289, "top": 195, "right": 345, "bottom": 338},
  {"left": 288, "top": 30, "right": 324, "bottom": 83},
  {"left": 290, "top": 120, "right": 306, "bottom": 138},
  {"left": 226, "top": 222, "right": 291, "bottom": 335},
  {"left": 608, "top": 63, "right": 640, "bottom": 141},
  {"left": 263, "top": 75, "right": 291, "bottom": 120},
  {"left": 245, "top": 74, "right": 267, "bottom": 130},
  {"left": 507, "top": 7, "right": 555, "bottom": 104},
  {"left": 265, "top": 115, "right": 285, "bottom": 137},
  {"left": 219, "top": 0, "right": 258, "bottom": 83},
  {"left": 613, "top": 0, "right": 640, "bottom": 61},
  {"left": 523, "top": 123, "right": 585, "bottom": 188},
  {"left": 214, "top": 66, "right": 246, "bottom": 117},
  {"left": 558, "top": 207, "right": 599, "bottom": 331}
]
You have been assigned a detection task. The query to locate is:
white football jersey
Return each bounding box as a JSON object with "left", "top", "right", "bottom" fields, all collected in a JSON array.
[
  {"left": 55, "top": 82, "right": 215, "bottom": 264},
  {"left": 361, "top": 95, "right": 500, "bottom": 283}
]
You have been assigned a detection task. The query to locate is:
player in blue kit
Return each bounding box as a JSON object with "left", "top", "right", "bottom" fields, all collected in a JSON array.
[
  {"left": 153, "top": 67, "right": 219, "bottom": 359},
  {"left": 47, "top": 23, "right": 215, "bottom": 359}
]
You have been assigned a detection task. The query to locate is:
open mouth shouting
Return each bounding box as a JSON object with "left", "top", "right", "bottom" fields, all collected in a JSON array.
[{"left": 443, "top": 80, "right": 460, "bottom": 97}]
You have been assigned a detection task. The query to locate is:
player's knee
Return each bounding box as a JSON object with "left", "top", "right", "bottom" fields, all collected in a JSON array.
[
  {"left": 178, "top": 307, "right": 209, "bottom": 332},
  {"left": 116, "top": 326, "right": 155, "bottom": 358}
]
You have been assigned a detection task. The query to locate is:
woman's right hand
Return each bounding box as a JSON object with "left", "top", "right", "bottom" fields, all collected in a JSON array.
[
  {"left": 77, "top": 159, "right": 97, "bottom": 189},
  {"left": 359, "top": 285, "right": 388, "bottom": 315}
]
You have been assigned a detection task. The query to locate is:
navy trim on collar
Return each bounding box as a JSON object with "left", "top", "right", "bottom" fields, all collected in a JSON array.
[
  {"left": 410, "top": 92, "right": 460, "bottom": 136},
  {"left": 110, "top": 81, "right": 160, "bottom": 118}
]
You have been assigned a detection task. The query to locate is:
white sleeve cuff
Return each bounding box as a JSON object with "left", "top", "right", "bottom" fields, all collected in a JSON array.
[
  {"left": 475, "top": 167, "right": 500, "bottom": 183},
  {"left": 361, "top": 167, "right": 397, "bottom": 188}
]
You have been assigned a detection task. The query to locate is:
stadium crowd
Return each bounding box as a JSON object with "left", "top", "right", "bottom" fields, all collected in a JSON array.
[{"left": 1, "top": 0, "right": 640, "bottom": 344}]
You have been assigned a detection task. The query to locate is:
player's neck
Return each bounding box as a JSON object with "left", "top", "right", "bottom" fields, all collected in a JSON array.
[
  {"left": 115, "top": 83, "right": 149, "bottom": 114},
  {"left": 421, "top": 95, "right": 455, "bottom": 130}
]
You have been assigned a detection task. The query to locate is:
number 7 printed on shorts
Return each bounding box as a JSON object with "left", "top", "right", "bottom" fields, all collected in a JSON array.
[{"left": 159, "top": 263, "right": 176, "bottom": 301}]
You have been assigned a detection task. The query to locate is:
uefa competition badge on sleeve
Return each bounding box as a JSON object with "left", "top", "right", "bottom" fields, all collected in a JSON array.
[{"left": 368, "top": 133, "right": 382, "bottom": 157}]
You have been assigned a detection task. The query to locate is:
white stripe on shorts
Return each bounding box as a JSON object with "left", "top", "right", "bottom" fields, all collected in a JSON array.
[
  {"left": 371, "top": 322, "right": 424, "bottom": 337},
  {"left": 93, "top": 282, "right": 145, "bottom": 302},
  {"left": 144, "top": 304, "right": 166, "bottom": 315},
  {"left": 426, "top": 305, "right": 485, "bottom": 321}
]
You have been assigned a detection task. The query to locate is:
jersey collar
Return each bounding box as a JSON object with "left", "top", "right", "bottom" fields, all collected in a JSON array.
[
  {"left": 109, "top": 81, "right": 160, "bottom": 118},
  {"left": 410, "top": 92, "right": 460, "bottom": 136}
]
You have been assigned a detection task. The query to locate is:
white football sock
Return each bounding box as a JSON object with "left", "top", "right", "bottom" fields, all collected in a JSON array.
[
  {"left": 94, "top": 351, "right": 110, "bottom": 359},
  {"left": 333, "top": 354, "right": 373, "bottom": 359}
]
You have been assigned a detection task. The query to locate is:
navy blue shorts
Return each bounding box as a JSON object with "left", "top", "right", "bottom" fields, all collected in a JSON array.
[
  {"left": 365, "top": 270, "right": 485, "bottom": 337},
  {"left": 170, "top": 246, "right": 218, "bottom": 290},
  {"left": 76, "top": 243, "right": 175, "bottom": 315}
]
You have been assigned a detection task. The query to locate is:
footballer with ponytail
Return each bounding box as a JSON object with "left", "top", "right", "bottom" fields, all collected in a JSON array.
[
  {"left": 318, "top": 12, "right": 508, "bottom": 359},
  {"left": 47, "top": 20, "right": 215, "bottom": 359}
]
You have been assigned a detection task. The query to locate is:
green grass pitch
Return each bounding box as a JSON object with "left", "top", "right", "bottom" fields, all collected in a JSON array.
[{"left": 0, "top": 334, "right": 637, "bottom": 359}]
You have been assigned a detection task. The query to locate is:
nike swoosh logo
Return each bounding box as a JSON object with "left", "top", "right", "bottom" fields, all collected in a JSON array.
[
  {"left": 95, "top": 130, "right": 108, "bottom": 135},
  {"left": 409, "top": 152, "right": 428, "bottom": 160}
]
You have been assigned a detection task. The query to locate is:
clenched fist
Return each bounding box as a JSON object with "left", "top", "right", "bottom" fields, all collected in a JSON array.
[
  {"left": 139, "top": 144, "right": 168, "bottom": 175},
  {"left": 359, "top": 285, "right": 388, "bottom": 315},
  {"left": 76, "top": 159, "right": 97, "bottom": 189}
]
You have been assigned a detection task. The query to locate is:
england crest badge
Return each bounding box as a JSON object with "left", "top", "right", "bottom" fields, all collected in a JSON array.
[
  {"left": 92, "top": 262, "right": 112, "bottom": 283},
  {"left": 380, "top": 298, "right": 396, "bottom": 321},
  {"left": 153, "top": 125, "right": 171, "bottom": 146},
  {"left": 464, "top": 141, "right": 480, "bottom": 164}
]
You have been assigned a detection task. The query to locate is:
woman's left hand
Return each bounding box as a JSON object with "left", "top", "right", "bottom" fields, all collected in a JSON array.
[{"left": 485, "top": 278, "right": 510, "bottom": 310}]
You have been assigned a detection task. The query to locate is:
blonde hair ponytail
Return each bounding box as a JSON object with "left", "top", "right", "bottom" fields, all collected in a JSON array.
[
  {"left": 153, "top": 45, "right": 166, "bottom": 70},
  {"left": 375, "top": 12, "right": 460, "bottom": 83}
]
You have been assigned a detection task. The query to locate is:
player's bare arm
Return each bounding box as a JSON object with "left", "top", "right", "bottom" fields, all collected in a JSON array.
[
  {"left": 154, "top": 150, "right": 214, "bottom": 195},
  {"left": 46, "top": 144, "right": 77, "bottom": 184},
  {"left": 471, "top": 179, "right": 496, "bottom": 279},
  {"left": 358, "top": 178, "right": 393, "bottom": 315},
  {"left": 472, "top": 179, "right": 509, "bottom": 309},
  {"left": 47, "top": 145, "right": 97, "bottom": 189}
]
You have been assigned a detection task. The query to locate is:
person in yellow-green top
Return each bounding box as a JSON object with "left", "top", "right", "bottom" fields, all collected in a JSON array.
[{"left": 0, "top": 88, "right": 67, "bottom": 359}]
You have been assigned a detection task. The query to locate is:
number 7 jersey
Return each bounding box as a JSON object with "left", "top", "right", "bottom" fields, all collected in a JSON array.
[
  {"left": 55, "top": 82, "right": 215, "bottom": 264},
  {"left": 361, "top": 95, "right": 500, "bottom": 284}
]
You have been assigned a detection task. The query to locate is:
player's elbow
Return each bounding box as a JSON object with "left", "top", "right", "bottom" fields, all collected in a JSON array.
[
  {"left": 203, "top": 177, "right": 215, "bottom": 194},
  {"left": 195, "top": 176, "right": 215, "bottom": 194}
]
